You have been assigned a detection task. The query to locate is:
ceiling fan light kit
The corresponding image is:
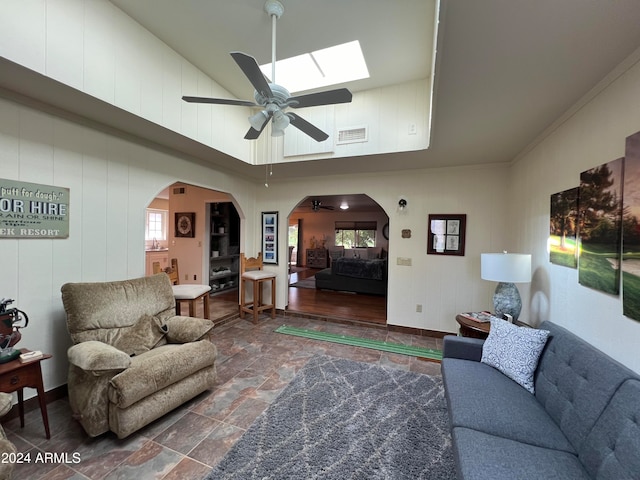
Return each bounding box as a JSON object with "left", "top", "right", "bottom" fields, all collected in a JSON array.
[{"left": 181, "top": 0, "right": 352, "bottom": 142}]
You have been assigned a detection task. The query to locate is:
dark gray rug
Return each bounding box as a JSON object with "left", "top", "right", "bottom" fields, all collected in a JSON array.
[
  {"left": 290, "top": 275, "right": 316, "bottom": 289},
  {"left": 206, "top": 355, "right": 455, "bottom": 480}
]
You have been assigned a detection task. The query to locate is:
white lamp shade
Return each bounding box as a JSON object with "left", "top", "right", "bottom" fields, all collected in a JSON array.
[{"left": 481, "top": 253, "right": 531, "bottom": 283}]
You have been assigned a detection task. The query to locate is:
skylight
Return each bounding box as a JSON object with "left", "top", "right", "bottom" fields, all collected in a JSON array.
[{"left": 260, "top": 40, "right": 369, "bottom": 94}]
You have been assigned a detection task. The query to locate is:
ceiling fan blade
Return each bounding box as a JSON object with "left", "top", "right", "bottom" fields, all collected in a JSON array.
[
  {"left": 230, "top": 52, "right": 273, "bottom": 99},
  {"left": 182, "top": 96, "right": 257, "bottom": 107},
  {"left": 287, "top": 112, "right": 329, "bottom": 142},
  {"left": 288, "top": 88, "right": 352, "bottom": 108},
  {"left": 244, "top": 117, "right": 270, "bottom": 140}
]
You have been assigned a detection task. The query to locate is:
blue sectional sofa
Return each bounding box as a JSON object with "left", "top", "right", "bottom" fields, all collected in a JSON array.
[{"left": 441, "top": 321, "right": 640, "bottom": 480}]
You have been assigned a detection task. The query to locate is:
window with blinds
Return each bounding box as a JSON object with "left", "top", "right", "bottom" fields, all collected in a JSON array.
[{"left": 335, "top": 221, "right": 377, "bottom": 247}]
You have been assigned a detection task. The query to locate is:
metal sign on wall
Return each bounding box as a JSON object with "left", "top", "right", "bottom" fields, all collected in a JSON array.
[{"left": 0, "top": 178, "right": 70, "bottom": 239}]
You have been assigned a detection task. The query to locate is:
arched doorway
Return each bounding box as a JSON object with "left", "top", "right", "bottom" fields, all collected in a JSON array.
[
  {"left": 287, "top": 194, "right": 389, "bottom": 325},
  {"left": 144, "top": 181, "right": 240, "bottom": 324}
]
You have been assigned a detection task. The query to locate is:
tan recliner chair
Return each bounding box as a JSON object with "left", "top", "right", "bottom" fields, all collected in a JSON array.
[
  {"left": 0, "top": 393, "right": 16, "bottom": 480},
  {"left": 61, "top": 273, "right": 217, "bottom": 439}
]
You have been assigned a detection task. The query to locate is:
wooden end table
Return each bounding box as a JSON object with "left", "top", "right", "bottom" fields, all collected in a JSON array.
[
  {"left": 0, "top": 349, "right": 52, "bottom": 439},
  {"left": 455, "top": 314, "right": 491, "bottom": 339},
  {"left": 455, "top": 313, "right": 532, "bottom": 339}
]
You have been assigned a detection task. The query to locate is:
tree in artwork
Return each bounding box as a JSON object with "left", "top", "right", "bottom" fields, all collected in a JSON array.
[
  {"left": 549, "top": 187, "right": 579, "bottom": 268},
  {"left": 578, "top": 158, "right": 624, "bottom": 295},
  {"left": 623, "top": 131, "right": 640, "bottom": 321}
]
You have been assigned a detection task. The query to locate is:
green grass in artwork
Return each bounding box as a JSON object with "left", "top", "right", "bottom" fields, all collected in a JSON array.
[
  {"left": 549, "top": 236, "right": 578, "bottom": 268},
  {"left": 578, "top": 244, "right": 619, "bottom": 295},
  {"left": 274, "top": 325, "right": 443, "bottom": 361},
  {"left": 623, "top": 271, "right": 640, "bottom": 321}
]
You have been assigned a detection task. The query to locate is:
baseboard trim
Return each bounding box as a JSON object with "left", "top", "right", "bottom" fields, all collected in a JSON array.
[{"left": 281, "top": 308, "right": 452, "bottom": 338}]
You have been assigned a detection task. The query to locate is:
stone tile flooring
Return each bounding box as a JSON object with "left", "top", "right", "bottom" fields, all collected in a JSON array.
[{"left": 6, "top": 315, "right": 443, "bottom": 480}]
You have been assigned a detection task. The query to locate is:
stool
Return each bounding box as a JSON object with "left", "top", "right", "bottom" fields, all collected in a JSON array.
[
  {"left": 172, "top": 284, "right": 212, "bottom": 319},
  {"left": 239, "top": 253, "right": 276, "bottom": 324}
]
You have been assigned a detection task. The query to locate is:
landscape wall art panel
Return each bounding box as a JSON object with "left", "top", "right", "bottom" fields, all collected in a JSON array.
[
  {"left": 623, "top": 131, "right": 640, "bottom": 321},
  {"left": 549, "top": 187, "right": 579, "bottom": 268},
  {"left": 578, "top": 157, "right": 624, "bottom": 295}
]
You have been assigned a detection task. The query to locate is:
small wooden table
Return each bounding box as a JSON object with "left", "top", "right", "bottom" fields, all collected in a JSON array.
[
  {"left": 455, "top": 314, "right": 531, "bottom": 339},
  {"left": 0, "top": 350, "right": 52, "bottom": 439},
  {"left": 455, "top": 314, "right": 491, "bottom": 339}
]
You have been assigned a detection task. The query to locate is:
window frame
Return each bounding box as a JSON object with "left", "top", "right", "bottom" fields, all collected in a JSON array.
[
  {"left": 145, "top": 208, "right": 168, "bottom": 241},
  {"left": 334, "top": 221, "right": 377, "bottom": 248}
]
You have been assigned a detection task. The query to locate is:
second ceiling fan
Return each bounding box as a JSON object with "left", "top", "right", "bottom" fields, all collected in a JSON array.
[{"left": 182, "top": 0, "right": 353, "bottom": 142}]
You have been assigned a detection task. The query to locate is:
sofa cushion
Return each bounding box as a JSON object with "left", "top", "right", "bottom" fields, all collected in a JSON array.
[
  {"left": 67, "top": 341, "right": 132, "bottom": 373},
  {"left": 164, "top": 316, "right": 214, "bottom": 343},
  {"left": 481, "top": 319, "right": 549, "bottom": 394},
  {"left": 442, "top": 357, "right": 575, "bottom": 453},
  {"left": 579, "top": 379, "right": 640, "bottom": 480},
  {"left": 451, "top": 427, "right": 589, "bottom": 480},
  {"left": 111, "top": 314, "right": 167, "bottom": 356},
  {"left": 108, "top": 341, "right": 217, "bottom": 408},
  {"left": 61, "top": 274, "right": 176, "bottom": 344},
  {"left": 535, "top": 321, "right": 636, "bottom": 453},
  {"left": 332, "top": 257, "right": 386, "bottom": 280}
]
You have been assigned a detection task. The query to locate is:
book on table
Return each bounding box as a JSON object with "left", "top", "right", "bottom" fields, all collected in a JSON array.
[{"left": 460, "top": 311, "right": 502, "bottom": 323}]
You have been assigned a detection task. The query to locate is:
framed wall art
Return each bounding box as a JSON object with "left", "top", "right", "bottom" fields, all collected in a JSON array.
[
  {"left": 262, "top": 211, "right": 279, "bottom": 264},
  {"left": 175, "top": 212, "right": 195, "bottom": 238},
  {"left": 549, "top": 187, "right": 579, "bottom": 268},
  {"left": 578, "top": 157, "right": 624, "bottom": 295},
  {"left": 623, "top": 130, "right": 640, "bottom": 321},
  {"left": 427, "top": 214, "right": 466, "bottom": 256}
]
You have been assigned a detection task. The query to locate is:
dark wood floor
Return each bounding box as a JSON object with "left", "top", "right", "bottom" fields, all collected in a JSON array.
[
  {"left": 286, "top": 267, "right": 387, "bottom": 325},
  {"left": 206, "top": 267, "right": 387, "bottom": 326}
]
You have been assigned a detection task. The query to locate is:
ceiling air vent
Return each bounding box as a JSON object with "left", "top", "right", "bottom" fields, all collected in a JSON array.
[
  {"left": 173, "top": 187, "right": 186, "bottom": 195},
  {"left": 336, "top": 126, "right": 368, "bottom": 145}
]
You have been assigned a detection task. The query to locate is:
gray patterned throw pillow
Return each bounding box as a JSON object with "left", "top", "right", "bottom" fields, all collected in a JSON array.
[{"left": 481, "top": 319, "right": 550, "bottom": 394}]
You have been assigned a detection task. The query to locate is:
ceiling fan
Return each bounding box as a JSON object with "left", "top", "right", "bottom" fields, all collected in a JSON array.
[
  {"left": 310, "top": 199, "right": 335, "bottom": 212},
  {"left": 182, "top": 0, "right": 353, "bottom": 142}
]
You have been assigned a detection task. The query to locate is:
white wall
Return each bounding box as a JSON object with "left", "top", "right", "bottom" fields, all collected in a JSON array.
[
  {"left": 0, "top": 96, "right": 257, "bottom": 399},
  {"left": 257, "top": 165, "right": 510, "bottom": 334},
  {"left": 508, "top": 50, "right": 640, "bottom": 373},
  {"left": 0, "top": 0, "right": 252, "bottom": 164}
]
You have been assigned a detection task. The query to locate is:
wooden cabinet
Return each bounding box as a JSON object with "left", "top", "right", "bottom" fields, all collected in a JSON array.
[
  {"left": 145, "top": 250, "right": 169, "bottom": 276},
  {"left": 210, "top": 202, "right": 240, "bottom": 295},
  {"left": 306, "top": 248, "right": 328, "bottom": 269}
]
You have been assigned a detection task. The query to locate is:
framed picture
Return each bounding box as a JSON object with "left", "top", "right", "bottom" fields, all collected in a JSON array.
[
  {"left": 262, "top": 211, "right": 279, "bottom": 264},
  {"left": 578, "top": 157, "right": 624, "bottom": 295},
  {"left": 549, "top": 187, "right": 579, "bottom": 268},
  {"left": 427, "top": 214, "right": 466, "bottom": 256},
  {"left": 175, "top": 212, "right": 195, "bottom": 238}
]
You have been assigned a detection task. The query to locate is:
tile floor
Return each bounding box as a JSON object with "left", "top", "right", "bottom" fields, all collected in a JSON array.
[{"left": 5, "top": 315, "right": 443, "bottom": 480}]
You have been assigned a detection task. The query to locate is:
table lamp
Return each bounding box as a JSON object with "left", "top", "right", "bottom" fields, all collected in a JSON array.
[{"left": 481, "top": 252, "right": 531, "bottom": 321}]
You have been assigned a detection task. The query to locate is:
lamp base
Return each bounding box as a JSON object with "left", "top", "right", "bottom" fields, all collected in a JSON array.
[{"left": 493, "top": 282, "right": 522, "bottom": 321}]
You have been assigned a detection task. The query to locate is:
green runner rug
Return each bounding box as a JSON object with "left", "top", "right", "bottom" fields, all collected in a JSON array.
[{"left": 275, "top": 325, "right": 442, "bottom": 361}]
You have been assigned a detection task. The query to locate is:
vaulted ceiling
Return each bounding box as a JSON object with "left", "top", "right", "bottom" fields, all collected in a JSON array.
[
  {"left": 107, "top": 0, "right": 640, "bottom": 177},
  {"left": 3, "top": 1, "right": 640, "bottom": 180}
]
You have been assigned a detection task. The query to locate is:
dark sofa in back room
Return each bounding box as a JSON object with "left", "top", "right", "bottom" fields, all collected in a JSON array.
[{"left": 315, "top": 257, "right": 387, "bottom": 295}]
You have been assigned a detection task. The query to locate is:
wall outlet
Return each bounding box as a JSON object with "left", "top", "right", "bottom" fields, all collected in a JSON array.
[
  {"left": 408, "top": 123, "right": 417, "bottom": 135},
  {"left": 416, "top": 304, "right": 422, "bottom": 313},
  {"left": 193, "top": 274, "right": 197, "bottom": 280}
]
